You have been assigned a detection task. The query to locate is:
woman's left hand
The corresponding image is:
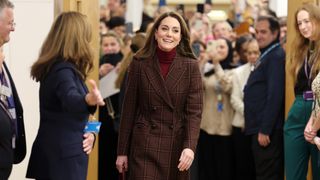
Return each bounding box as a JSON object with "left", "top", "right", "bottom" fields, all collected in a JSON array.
[
  {"left": 304, "top": 116, "right": 317, "bottom": 144},
  {"left": 83, "top": 132, "right": 95, "bottom": 154},
  {"left": 177, "top": 148, "right": 194, "bottom": 171}
]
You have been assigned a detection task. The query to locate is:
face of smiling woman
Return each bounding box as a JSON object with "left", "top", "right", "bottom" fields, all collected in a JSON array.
[{"left": 155, "top": 16, "right": 181, "bottom": 52}]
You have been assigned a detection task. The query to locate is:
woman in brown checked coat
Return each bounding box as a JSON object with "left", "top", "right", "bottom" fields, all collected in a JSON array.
[{"left": 116, "top": 12, "right": 203, "bottom": 180}]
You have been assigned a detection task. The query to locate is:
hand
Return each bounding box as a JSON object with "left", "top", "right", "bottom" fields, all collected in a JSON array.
[
  {"left": 115, "top": 62, "right": 122, "bottom": 73},
  {"left": 85, "top": 79, "right": 105, "bottom": 106},
  {"left": 116, "top": 155, "right": 128, "bottom": 173},
  {"left": 99, "top": 63, "right": 114, "bottom": 77},
  {"left": 83, "top": 132, "right": 95, "bottom": 154},
  {"left": 304, "top": 116, "right": 317, "bottom": 144},
  {"left": 207, "top": 50, "right": 223, "bottom": 65},
  {"left": 258, "top": 132, "right": 270, "bottom": 147},
  {"left": 314, "top": 137, "right": 320, "bottom": 150},
  {"left": 177, "top": 148, "right": 194, "bottom": 171}
]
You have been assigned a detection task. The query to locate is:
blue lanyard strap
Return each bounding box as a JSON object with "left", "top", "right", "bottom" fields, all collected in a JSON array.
[{"left": 254, "top": 43, "right": 280, "bottom": 69}]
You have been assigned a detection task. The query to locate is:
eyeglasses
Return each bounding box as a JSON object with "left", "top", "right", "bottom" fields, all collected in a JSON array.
[{"left": 9, "top": 22, "right": 16, "bottom": 28}]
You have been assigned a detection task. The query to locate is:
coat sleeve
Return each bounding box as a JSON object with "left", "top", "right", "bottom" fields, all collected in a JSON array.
[
  {"left": 54, "top": 67, "right": 91, "bottom": 113},
  {"left": 230, "top": 70, "right": 244, "bottom": 116},
  {"left": 117, "top": 58, "right": 140, "bottom": 155},
  {"left": 183, "top": 61, "right": 203, "bottom": 152}
]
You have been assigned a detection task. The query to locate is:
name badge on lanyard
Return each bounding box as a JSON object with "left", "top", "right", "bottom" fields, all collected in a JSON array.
[
  {"left": 303, "top": 56, "right": 314, "bottom": 101},
  {"left": 0, "top": 84, "right": 11, "bottom": 97}
]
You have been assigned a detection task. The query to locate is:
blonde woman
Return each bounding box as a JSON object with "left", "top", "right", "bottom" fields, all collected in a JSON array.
[{"left": 26, "top": 12, "right": 104, "bottom": 180}]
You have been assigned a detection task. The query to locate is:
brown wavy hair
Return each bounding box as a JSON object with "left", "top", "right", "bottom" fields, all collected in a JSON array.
[
  {"left": 290, "top": 3, "right": 320, "bottom": 83},
  {"left": 30, "top": 11, "right": 94, "bottom": 82},
  {"left": 135, "top": 11, "right": 196, "bottom": 60}
]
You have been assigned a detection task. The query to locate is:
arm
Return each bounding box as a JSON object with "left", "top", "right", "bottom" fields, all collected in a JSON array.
[
  {"left": 55, "top": 67, "right": 95, "bottom": 113},
  {"left": 116, "top": 58, "right": 140, "bottom": 173},
  {"left": 178, "top": 61, "right": 203, "bottom": 171},
  {"left": 230, "top": 70, "right": 244, "bottom": 116},
  {"left": 183, "top": 61, "right": 203, "bottom": 152},
  {"left": 117, "top": 58, "right": 140, "bottom": 155},
  {"left": 305, "top": 111, "right": 316, "bottom": 144},
  {"left": 214, "top": 63, "right": 233, "bottom": 93}
]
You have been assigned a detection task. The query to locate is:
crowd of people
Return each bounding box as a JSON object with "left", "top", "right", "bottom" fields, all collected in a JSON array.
[{"left": 3, "top": 0, "right": 320, "bottom": 179}]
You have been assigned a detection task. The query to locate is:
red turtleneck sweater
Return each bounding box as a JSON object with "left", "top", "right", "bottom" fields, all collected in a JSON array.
[{"left": 156, "top": 47, "right": 176, "bottom": 79}]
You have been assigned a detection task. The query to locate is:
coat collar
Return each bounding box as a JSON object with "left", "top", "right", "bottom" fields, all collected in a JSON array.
[{"left": 144, "top": 53, "right": 186, "bottom": 108}]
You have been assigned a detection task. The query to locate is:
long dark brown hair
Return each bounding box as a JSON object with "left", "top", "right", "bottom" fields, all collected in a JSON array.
[
  {"left": 30, "top": 12, "right": 94, "bottom": 82},
  {"left": 135, "top": 11, "right": 196, "bottom": 60}
]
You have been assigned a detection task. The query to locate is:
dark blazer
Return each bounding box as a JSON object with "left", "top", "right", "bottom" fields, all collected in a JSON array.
[
  {"left": 0, "top": 62, "right": 26, "bottom": 168},
  {"left": 26, "top": 60, "right": 96, "bottom": 180},
  {"left": 244, "top": 42, "right": 285, "bottom": 135},
  {"left": 117, "top": 54, "right": 203, "bottom": 180}
]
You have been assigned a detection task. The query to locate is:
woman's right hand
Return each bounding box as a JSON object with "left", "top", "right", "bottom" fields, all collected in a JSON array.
[
  {"left": 116, "top": 155, "right": 128, "bottom": 173},
  {"left": 304, "top": 115, "right": 317, "bottom": 144},
  {"left": 85, "top": 79, "right": 105, "bottom": 106},
  {"left": 99, "top": 63, "right": 114, "bottom": 77}
]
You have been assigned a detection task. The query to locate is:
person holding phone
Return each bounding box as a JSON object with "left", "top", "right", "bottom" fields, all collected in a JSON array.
[
  {"left": 26, "top": 12, "right": 105, "bottom": 180},
  {"left": 198, "top": 38, "right": 235, "bottom": 180}
]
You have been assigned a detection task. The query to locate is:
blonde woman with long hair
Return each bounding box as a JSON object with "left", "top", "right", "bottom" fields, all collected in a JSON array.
[{"left": 26, "top": 12, "right": 104, "bottom": 180}]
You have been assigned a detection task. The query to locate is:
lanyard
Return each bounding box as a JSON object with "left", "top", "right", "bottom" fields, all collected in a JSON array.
[
  {"left": 254, "top": 43, "right": 280, "bottom": 69},
  {"left": 304, "top": 55, "right": 314, "bottom": 87}
]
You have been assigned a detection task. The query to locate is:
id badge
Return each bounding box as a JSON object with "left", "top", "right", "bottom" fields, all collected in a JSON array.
[
  {"left": 84, "top": 121, "right": 101, "bottom": 133},
  {"left": 303, "top": 91, "right": 314, "bottom": 101}
]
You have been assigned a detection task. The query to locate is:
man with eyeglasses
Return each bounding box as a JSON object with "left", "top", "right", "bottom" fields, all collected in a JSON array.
[{"left": 0, "top": 0, "right": 26, "bottom": 179}]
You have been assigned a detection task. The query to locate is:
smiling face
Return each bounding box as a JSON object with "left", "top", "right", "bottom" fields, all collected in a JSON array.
[
  {"left": 255, "top": 20, "right": 278, "bottom": 49},
  {"left": 0, "top": 7, "right": 14, "bottom": 45},
  {"left": 155, "top": 16, "right": 181, "bottom": 52},
  {"left": 101, "top": 36, "right": 121, "bottom": 55},
  {"left": 297, "top": 10, "right": 314, "bottom": 40},
  {"left": 216, "top": 39, "right": 229, "bottom": 60}
]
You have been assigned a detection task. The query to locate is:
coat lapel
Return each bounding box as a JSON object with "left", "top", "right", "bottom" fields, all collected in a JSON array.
[
  {"left": 145, "top": 56, "right": 173, "bottom": 108},
  {"left": 0, "top": 100, "right": 13, "bottom": 119},
  {"left": 164, "top": 55, "right": 186, "bottom": 92}
]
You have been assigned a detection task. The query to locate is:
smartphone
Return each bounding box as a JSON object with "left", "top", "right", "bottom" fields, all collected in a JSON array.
[
  {"left": 194, "top": 19, "right": 203, "bottom": 31},
  {"left": 197, "top": 3, "right": 204, "bottom": 14},
  {"left": 206, "top": 40, "right": 219, "bottom": 53},
  {"left": 125, "top": 22, "right": 133, "bottom": 35},
  {"left": 176, "top": 4, "right": 184, "bottom": 13}
]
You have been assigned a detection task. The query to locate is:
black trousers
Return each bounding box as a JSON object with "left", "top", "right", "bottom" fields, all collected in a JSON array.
[
  {"left": 0, "top": 166, "right": 12, "bottom": 180},
  {"left": 232, "top": 127, "right": 256, "bottom": 180},
  {"left": 251, "top": 130, "right": 284, "bottom": 180},
  {"left": 198, "top": 130, "right": 234, "bottom": 180}
]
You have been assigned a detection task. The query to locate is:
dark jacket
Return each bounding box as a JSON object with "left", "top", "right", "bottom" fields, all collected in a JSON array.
[
  {"left": 244, "top": 41, "right": 285, "bottom": 135},
  {"left": 26, "top": 60, "right": 96, "bottom": 180},
  {"left": 117, "top": 54, "right": 203, "bottom": 180},
  {"left": 0, "top": 62, "right": 26, "bottom": 168}
]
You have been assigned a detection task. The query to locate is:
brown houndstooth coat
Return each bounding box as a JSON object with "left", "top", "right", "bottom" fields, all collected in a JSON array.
[{"left": 117, "top": 54, "right": 203, "bottom": 180}]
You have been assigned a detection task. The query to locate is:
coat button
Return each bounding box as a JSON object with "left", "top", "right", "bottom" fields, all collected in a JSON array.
[
  {"left": 151, "top": 124, "right": 157, "bottom": 129},
  {"left": 152, "top": 106, "right": 157, "bottom": 111},
  {"left": 169, "top": 125, "right": 174, "bottom": 129}
]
